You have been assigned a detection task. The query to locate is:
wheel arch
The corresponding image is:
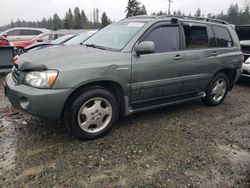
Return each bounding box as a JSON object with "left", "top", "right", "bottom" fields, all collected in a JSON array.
[
  {"left": 61, "top": 80, "right": 127, "bottom": 120},
  {"left": 215, "top": 67, "right": 236, "bottom": 91}
]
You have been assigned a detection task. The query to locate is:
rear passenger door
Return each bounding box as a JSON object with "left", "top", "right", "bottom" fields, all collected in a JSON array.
[{"left": 181, "top": 23, "right": 219, "bottom": 93}]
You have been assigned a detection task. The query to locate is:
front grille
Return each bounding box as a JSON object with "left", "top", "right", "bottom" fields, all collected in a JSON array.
[{"left": 12, "top": 67, "right": 21, "bottom": 83}]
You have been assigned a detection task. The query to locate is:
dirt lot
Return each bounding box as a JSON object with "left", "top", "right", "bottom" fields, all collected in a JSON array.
[{"left": 0, "top": 73, "right": 250, "bottom": 188}]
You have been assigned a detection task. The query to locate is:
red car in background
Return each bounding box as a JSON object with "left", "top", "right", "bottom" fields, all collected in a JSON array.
[
  {"left": 0, "top": 35, "right": 11, "bottom": 47},
  {"left": 12, "top": 31, "right": 69, "bottom": 54}
]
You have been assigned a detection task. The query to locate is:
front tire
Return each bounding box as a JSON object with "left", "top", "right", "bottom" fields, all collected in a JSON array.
[
  {"left": 202, "top": 73, "right": 229, "bottom": 106},
  {"left": 64, "top": 88, "right": 119, "bottom": 140}
]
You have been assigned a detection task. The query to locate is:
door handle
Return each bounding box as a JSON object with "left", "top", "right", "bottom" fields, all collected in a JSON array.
[
  {"left": 211, "top": 51, "right": 218, "bottom": 56},
  {"left": 173, "top": 55, "right": 183, "bottom": 61}
]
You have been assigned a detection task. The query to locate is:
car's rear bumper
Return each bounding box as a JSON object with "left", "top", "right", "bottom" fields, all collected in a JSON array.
[{"left": 4, "top": 73, "right": 73, "bottom": 120}]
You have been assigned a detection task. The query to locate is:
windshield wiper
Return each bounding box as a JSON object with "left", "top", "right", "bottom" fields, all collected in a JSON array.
[{"left": 84, "top": 44, "right": 107, "bottom": 50}]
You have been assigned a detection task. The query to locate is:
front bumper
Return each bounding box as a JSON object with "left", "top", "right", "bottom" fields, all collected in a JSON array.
[{"left": 4, "top": 73, "right": 73, "bottom": 120}]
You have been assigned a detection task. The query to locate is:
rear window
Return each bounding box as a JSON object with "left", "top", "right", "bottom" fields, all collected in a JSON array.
[
  {"left": 183, "top": 25, "right": 209, "bottom": 49},
  {"left": 212, "top": 26, "right": 233, "bottom": 47}
]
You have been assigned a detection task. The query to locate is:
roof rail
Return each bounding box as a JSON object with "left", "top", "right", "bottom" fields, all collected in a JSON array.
[
  {"left": 159, "top": 15, "right": 229, "bottom": 25},
  {"left": 122, "top": 15, "right": 157, "bottom": 20}
]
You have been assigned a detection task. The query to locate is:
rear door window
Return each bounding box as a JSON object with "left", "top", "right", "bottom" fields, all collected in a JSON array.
[
  {"left": 20, "top": 30, "right": 42, "bottom": 35},
  {"left": 183, "top": 25, "right": 209, "bottom": 49},
  {"left": 212, "top": 26, "right": 233, "bottom": 47},
  {"left": 143, "top": 26, "right": 180, "bottom": 53}
]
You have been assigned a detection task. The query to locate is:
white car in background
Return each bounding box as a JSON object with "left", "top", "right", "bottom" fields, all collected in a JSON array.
[
  {"left": 242, "top": 57, "right": 250, "bottom": 79},
  {"left": 0, "top": 27, "right": 50, "bottom": 42}
]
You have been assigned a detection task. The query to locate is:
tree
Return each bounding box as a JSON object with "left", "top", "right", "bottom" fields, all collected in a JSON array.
[
  {"left": 227, "top": 3, "right": 240, "bottom": 24},
  {"left": 194, "top": 8, "right": 201, "bottom": 17},
  {"left": 101, "top": 12, "right": 111, "bottom": 28},
  {"left": 125, "top": 0, "right": 142, "bottom": 17},
  {"left": 64, "top": 8, "right": 74, "bottom": 29},
  {"left": 74, "top": 7, "right": 82, "bottom": 29},
  {"left": 81, "top": 10, "right": 88, "bottom": 28},
  {"left": 139, "top": 4, "right": 147, "bottom": 15},
  {"left": 52, "top": 14, "right": 62, "bottom": 30}
]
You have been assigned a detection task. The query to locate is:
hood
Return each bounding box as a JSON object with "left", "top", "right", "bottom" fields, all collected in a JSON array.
[{"left": 16, "top": 45, "right": 120, "bottom": 70}]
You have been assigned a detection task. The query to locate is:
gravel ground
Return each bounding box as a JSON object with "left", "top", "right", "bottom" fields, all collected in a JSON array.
[{"left": 0, "top": 73, "right": 250, "bottom": 188}]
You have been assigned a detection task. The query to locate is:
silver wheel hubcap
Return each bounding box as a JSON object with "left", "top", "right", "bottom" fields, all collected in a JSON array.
[
  {"left": 77, "top": 97, "right": 112, "bottom": 133},
  {"left": 212, "top": 78, "right": 226, "bottom": 102}
]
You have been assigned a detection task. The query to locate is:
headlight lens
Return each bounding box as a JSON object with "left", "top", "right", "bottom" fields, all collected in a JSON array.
[{"left": 25, "top": 70, "right": 58, "bottom": 88}]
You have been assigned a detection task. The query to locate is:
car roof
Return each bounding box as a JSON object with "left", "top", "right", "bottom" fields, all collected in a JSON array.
[{"left": 1, "top": 27, "right": 50, "bottom": 33}]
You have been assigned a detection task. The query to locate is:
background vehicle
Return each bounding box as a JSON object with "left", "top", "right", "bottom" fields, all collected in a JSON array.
[
  {"left": 5, "top": 16, "right": 242, "bottom": 140},
  {"left": 0, "top": 36, "right": 11, "bottom": 47},
  {"left": 25, "top": 34, "right": 77, "bottom": 52},
  {"left": 0, "top": 27, "right": 50, "bottom": 42},
  {"left": 64, "top": 32, "right": 95, "bottom": 46},
  {"left": 235, "top": 25, "right": 250, "bottom": 62},
  {"left": 241, "top": 57, "right": 250, "bottom": 79},
  {"left": 13, "top": 31, "right": 70, "bottom": 55}
]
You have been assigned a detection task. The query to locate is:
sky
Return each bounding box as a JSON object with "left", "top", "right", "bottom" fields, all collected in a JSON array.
[{"left": 0, "top": 0, "right": 246, "bottom": 26}]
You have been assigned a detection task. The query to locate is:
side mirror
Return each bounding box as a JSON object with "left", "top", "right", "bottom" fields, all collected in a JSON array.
[
  {"left": 3, "top": 33, "right": 7, "bottom": 38},
  {"left": 135, "top": 41, "right": 155, "bottom": 55}
]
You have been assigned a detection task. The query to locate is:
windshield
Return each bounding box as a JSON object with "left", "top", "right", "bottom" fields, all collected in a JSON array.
[
  {"left": 64, "top": 33, "right": 91, "bottom": 46},
  {"left": 51, "top": 34, "right": 74, "bottom": 44},
  {"left": 84, "top": 21, "right": 146, "bottom": 50}
]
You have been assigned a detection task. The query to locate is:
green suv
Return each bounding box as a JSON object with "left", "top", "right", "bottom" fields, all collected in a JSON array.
[{"left": 5, "top": 16, "right": 242, "bottom": 140}]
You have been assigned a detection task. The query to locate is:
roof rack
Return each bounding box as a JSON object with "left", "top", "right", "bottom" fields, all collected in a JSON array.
[
  {"left": 159, "top": 15, "right": 229, "bottom": 25},
  {"left": 122, "top": 15, "right": 157, "bottom": 21}
]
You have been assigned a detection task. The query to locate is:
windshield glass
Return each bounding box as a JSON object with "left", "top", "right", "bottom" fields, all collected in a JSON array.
[
  {"left": 64, "top": 33, "right": 91, "bottom": 46},
  {"left": 84, "top": 21, "right": 146, "bottom": 50},
  {"left": 51, "top": 34, "right": 74, "bottom": 44}
]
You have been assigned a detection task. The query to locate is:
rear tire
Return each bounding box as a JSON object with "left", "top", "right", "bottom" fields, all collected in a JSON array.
[
  {"left": 64, "top": 88, "right": 119, "bottom": 140},
  {"left": 202, "top": 73, "right": 229, "bottom": 106}
]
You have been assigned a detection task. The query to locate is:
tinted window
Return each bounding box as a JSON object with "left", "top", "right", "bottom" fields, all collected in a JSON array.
[
  {"left": 207, "top": 26, "right": 216, "bottom": 47},
  {"left": 7, "top": 29, "right": 21, "bottom": 36},
  {"left": 184, "top": 25, "right": 208, "bottom": 49},
  {"left": 143, "top": 26, "right": 180, "bottom": 53},
  {"left": 212, "top": 26, "right": 233, "bottom": 47},
  {"left": 20, "top": 30, "right": 42, "bottom": 35}
]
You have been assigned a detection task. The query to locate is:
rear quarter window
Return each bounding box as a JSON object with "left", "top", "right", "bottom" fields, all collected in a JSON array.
[{"left": 212, "top": 26, "right": 233, "bottom": 48}]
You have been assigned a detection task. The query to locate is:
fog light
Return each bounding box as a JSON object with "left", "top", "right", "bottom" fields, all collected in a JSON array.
[{"left": 20, "top": 97, "right": 30, "bottom": 110}]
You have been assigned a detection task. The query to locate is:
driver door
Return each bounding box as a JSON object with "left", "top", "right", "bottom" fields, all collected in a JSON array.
[{"left": 131, "top": 24, "right": 185, "bottom": 107}]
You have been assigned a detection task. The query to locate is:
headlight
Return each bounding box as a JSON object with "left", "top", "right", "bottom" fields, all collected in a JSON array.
[{"left": 25, "top": 70, "right": 58, "bottom": 88}]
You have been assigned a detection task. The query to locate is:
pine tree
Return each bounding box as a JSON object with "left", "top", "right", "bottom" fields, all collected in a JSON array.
[
  {"left": 81, "top": 10, "right": 88, "bottom": 28},
  {"left": 52, "top": 14, "right": 62, "bottom": 30},
  {"left": 64, "top": 8, "right": 74, "bottom": 29},
  {"left": 125, "top": 0, "right": 142, "bottom": 17},
  {"left": 101, "top": 12, "right": 111, "bottom": 28},
  {"left": 139, "top": 4, "right": 147, "bottom": 15},
  {"left": 194, "top": 8, "right": 201, "bottom": 17},
  {"left": 74, "top": 7, "right": 82, "bottom": 29}
]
